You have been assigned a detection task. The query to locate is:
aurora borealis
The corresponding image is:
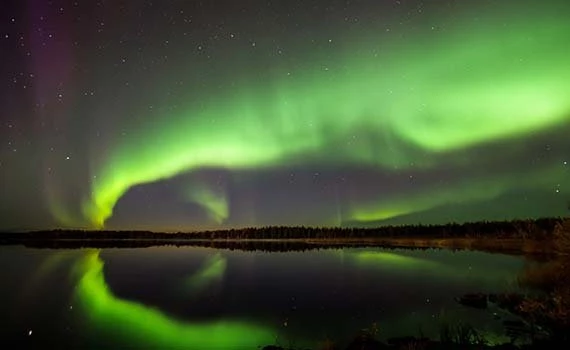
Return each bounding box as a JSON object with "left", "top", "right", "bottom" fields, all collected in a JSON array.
[
  {"left": 1, "top": 0, "right": 569, "bottom": 231},
  {"left": 0, "top": 245, "right": 528, "bottom": 348},
  {"left": 74, "top": 250, "right": 274, "bottom": 349}
]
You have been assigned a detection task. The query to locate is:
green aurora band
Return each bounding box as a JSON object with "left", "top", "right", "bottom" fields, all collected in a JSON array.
[
  {"left": 79, "top": 5, "right": 570, "bottom": 227},
  {"left": 349, "top": 165, "right": 567, "bottom": 222},
  {"left": 185, "top": 185, "right": 229, "bottom": 225},
  {"left": 65, "top": 249, "right": 521, "bottom": 347},
  {"left": 352, "top": 251, "right": 440, "bottom": 269},
  {"left": 184, "top": 253, "right": 227, "bottom": 292},
  {"left": 347, "top": 249, "right": 521, "bottom": 287},
  {"left": 74, "top": 251, "right": 275, "bottom": 349}
]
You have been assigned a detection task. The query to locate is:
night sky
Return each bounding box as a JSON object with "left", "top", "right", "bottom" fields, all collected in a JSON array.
[{"left": 1, "top": 0, "right": 569, "bottom": 231}]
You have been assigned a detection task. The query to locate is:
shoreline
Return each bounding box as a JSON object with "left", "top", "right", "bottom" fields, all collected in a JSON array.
[
  {"left": 0, "top": 217, "right": 565, "bottom": 255},
  {"left": 0, "top": 236, "right": 557, "bottom": 256}
]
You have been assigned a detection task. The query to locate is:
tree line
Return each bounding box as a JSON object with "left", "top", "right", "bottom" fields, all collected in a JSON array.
[{"left": 0, "top": 217, "right": 565, "bottom": 242}]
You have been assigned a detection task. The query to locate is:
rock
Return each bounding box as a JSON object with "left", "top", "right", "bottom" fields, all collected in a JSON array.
[
  {"left": 494, "top": 293, "right": 524, "bottom": 313},
  {"left": 457, "top": 293, "right": 488, "bottom": 309},
  {"left": 345, "top": 335, "right": 389, "bottom": 350},
  {"left": 493, "top": 344, "right": 519, "bottom": 350},
  {"left": 503, "top": 319, "right": 531, "bottom": 340},
  {"left": 387, "top": 336, "right": 430, "bottom": 347}
]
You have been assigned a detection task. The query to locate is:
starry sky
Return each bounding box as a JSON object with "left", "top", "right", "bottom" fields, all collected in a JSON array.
[{"left": 1, "top": 0, "right": 569, "bottom": 231}]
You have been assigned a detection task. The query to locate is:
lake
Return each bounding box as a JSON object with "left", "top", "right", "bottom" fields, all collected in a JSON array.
[{"left": 0, "top": 244, "right": 534, "bottom": 349}]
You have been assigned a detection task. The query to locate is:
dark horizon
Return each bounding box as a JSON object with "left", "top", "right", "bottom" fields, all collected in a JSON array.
[
  {"left": 2, "top": 216, "right": 565, "bottom": 236},
  {"left": 0, "top": 215, "right": 566, "bottom": 234}
]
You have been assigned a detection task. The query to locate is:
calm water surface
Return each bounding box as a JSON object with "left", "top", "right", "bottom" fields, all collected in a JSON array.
[{"left": 0, "top": 245, "right": 532, "bottom": 349}]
